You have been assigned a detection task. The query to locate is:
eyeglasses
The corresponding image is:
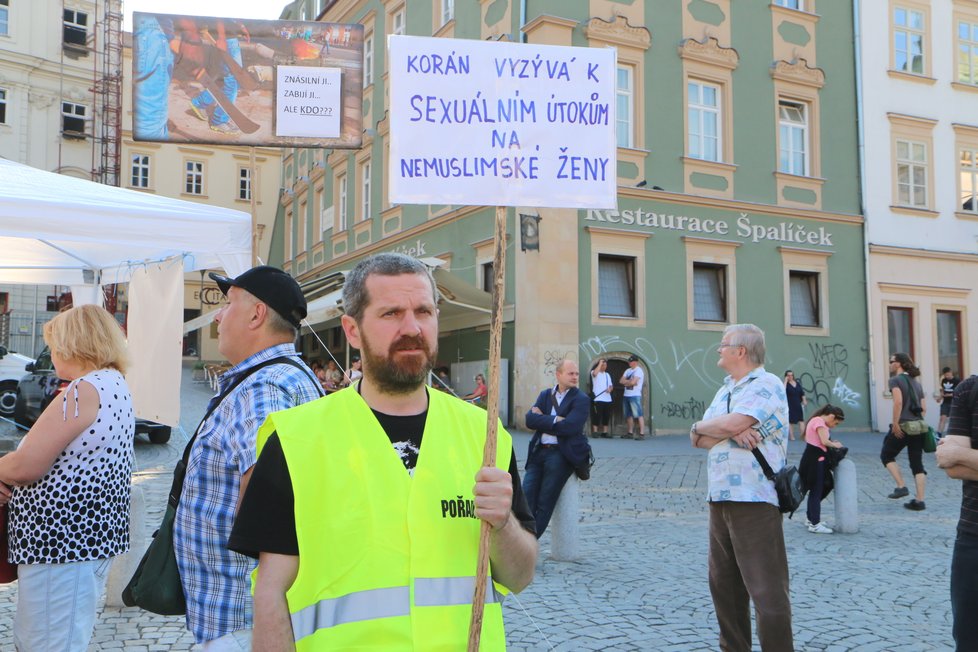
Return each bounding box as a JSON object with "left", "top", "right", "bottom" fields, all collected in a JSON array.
[
  {"left": 889, "top": 359, "right": 897, "bottom": 364},
  {"left": 717, "top": 343, "right": 744, "bottom": 351}
]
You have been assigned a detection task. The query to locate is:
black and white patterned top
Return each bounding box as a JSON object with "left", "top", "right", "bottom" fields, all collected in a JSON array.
[{"left": 8, "top": 368, "right": 135, "bottom": 564}]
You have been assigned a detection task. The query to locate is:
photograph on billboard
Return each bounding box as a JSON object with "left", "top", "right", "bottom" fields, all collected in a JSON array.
[{"left": 132, "top": 13, "right": 363, "bottom": 148}]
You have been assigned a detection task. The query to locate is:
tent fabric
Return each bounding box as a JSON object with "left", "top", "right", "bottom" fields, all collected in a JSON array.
[
  {"left": 0, "top": 158, "right": 252, "bottom": 284},
  {"left": 0, "top": 158, "right": 253, "bottom": 426}
]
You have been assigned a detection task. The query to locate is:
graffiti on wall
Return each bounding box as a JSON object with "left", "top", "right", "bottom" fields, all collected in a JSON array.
[
  {"left": 790, "top": 342, "right": 862, "bottom": 409},
  {"left": 659, "top": 397, "right": 707, "bottom": 420}
]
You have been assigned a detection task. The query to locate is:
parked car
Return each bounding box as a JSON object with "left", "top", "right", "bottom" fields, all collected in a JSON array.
[
  {"left": 13, "top": 346, "right": 171, "bottom": 444},
  {"left": 0, "top": 345, "right": 34, "bottom": 419}
]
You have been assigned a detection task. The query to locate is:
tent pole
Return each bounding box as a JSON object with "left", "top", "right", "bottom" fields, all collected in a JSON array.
[
  {"left": 468, "top": 205, "right": 506, "bottom": 651},
  {"left": 250, "top": 146, "right": 259, "bottom": 266}
]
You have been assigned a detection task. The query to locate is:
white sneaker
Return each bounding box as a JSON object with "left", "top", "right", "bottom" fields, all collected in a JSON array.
[{"left": 808, "top": 522, "right": 833, "bottom": 534}]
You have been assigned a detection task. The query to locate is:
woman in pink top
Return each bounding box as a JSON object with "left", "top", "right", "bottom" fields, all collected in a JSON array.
[{"left": 801, "top": 404, "right": 846, "bottom": 534}]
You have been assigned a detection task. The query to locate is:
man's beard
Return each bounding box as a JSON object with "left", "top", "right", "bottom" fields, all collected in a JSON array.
[{"left": 360, "top": 332, "right": 436, "bottom": 395}]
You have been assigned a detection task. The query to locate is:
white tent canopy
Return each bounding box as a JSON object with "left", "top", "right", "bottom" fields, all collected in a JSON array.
[
  {"left": 0, "top": 158, "right": 253, "bottom": 427},
  {"left": 0, "top": 158, "right": 252, "bottom": 286}
]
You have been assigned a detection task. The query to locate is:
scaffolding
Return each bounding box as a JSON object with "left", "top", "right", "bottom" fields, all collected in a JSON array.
[{"left": 91, "top": 0, "right": 123, "bottom": 186}]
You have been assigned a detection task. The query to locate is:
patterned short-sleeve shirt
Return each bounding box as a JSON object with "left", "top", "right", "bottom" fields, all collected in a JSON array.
[{"left": 703, "top": 367, "right": 789, "bottom": 507}]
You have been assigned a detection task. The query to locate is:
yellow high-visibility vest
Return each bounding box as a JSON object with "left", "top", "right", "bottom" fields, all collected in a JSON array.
[{"left": 255, "top": 385, "right": 512, "bottom": 651}]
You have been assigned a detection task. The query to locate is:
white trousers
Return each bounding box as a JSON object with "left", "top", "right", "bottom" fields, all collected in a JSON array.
[{"left": 14, "top": 558, "right": 111, "bottom": 652}]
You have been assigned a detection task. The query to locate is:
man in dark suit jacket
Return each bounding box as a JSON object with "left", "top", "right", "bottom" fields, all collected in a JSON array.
[{"left": 523, "top": 359, "right": 592, "bottom": 537}]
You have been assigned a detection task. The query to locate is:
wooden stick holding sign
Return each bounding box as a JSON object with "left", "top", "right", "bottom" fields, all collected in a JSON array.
[{"left": 467, "top": 205, "right": 507, "bottom": 652}]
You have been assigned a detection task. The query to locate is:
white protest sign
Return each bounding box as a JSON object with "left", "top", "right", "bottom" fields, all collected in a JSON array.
[
  {"left": 275, "top": 66, "right": 342, "bottom": 138},
  {"left": 389, "top": 36, "right": 617, "bottom": 209}
]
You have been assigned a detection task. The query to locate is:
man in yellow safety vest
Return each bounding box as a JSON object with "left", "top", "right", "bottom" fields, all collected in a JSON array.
[{"left": 230, "top": 252, "right": 538, "bottom": 650}]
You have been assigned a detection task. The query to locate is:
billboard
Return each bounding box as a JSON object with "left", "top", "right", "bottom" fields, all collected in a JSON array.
[
  {"left": 132, "top": 13, "right": 363, "bottom": 147},
  {"left": 388, "top": 35, "right": 617, "bottom": 209}
]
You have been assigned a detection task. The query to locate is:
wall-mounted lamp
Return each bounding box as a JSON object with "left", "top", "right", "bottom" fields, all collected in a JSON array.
[{"left": 519, "top": 213, "right": 541, "bottom": 252}]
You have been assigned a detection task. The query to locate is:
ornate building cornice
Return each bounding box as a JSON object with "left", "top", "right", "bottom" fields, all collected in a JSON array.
[
  {"left": 677, "top": 37, "right": 739, "bottom": 70},
  {"left": 585, "top": 15, "right": 651, "bottom": 51},
  {"left": 770, "top": 58, "right": 825, "bottom": 88}
]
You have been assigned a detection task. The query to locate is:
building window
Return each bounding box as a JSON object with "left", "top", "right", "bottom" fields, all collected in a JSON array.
[
  {"left": 896, "top": 139, "right": 927, "bottom": 207},
  {"left": 937, "top": 309, "right": 963, "bottom": 377},
  {"left": 61, "top": 101, "right": 87, "bottom": 137},
  {"left": 238, "top": 167, "right": 251, "bottom": 201},
  {"left": 598, "top": 255, "right": 636, "bottom": 318},
  {"left": 360, "top": 159, "right": 372, "bottom": 220},
  {"left": 363, "top": 33, "right": 374, "bottom": 87},
  {"left": 131, "top": 154, "right": 150, "bottom": 188},
  {"left": 776, "top": 0, "right": 804, "bottom": 8},
  {"left": 63, "top": 9, "right": 88, "bottom": 48},
  {"left": 962, "top": 148, "right": 978, "bottom": 212},
  {"left": 894, "top": 6, "right": 925, "bottom": 75},
  {"left": 0, "top": 0, "right": 8, "bottom": 37},
  {"left": 0, "top": 88, "right": 7, "bottom": 124},
  {"left": 687, "top": 80, "right": 721, "bottom": 162},
  {"left": 441, "top": 0, "right": 454, "bottom": 25},
  {"left": 788, "top": 271, "right": 820, "bottom": 327},
  {"left": 392, "top": 8, "right": 405, "bottom": 36},
  {"left": 185, "top": 160, "right": 204, "bottom": 195},
  {"left": 887, "top": 306, "right": 914, "bottom": 358},
  {"left": 959, "top": 20, "right": 978, "bottom": 85},
  {"left": 616, "top": 65, "right": 634, "bottom": 149},
  {"left": 481, "top": 262, "right": 493, "bottom": 292},
  {"left": 778, "top": 100, "right": 809, "bottom": 176},
  {"left": 337, "top": 173, "right": 348, "bottom": 230},
  {"left": 692, "top": 263, "right": 727, "bottom": 323}
]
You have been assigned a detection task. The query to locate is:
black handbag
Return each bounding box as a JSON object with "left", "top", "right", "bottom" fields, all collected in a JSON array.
[
  {"left": 752, "top": 448, "right": 805, "bottom": 517},
  {"left": 122, "top": 356, "right": 322, "bottom": 615}
]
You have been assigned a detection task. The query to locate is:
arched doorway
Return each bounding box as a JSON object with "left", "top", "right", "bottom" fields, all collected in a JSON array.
[{"left": 585, "top": 354, "right": 647, "bottom": 437}]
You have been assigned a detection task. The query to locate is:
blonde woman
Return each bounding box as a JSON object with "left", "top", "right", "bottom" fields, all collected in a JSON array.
[{"left": 0, "top": 304, "right": 134, "bottom": 651}]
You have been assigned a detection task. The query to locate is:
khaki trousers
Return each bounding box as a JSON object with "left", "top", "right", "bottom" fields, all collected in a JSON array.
[{"left": 708, "top": 501, "right": 794, "bottom": 652}]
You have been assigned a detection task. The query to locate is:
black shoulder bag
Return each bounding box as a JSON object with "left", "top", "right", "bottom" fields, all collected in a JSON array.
[{"left": 122, "top": 356, "right": 322, "bottom": 615}]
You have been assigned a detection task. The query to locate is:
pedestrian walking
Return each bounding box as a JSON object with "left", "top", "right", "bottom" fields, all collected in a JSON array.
[
  {"left": 689, "top": 323, "right": 794, "bottom": 652},
  {"left": 939, "top": 367, "right": 961, "bottom": 436},
  {"left": 880, "top": 352, "right": 929, "bottom": 511},
  {"left": 799, "top": 404, "right": 846, "bottom": 534}
]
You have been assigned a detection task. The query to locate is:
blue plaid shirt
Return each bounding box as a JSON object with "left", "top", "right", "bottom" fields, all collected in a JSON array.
[{"left": 174, "top": 343, "right": 320, "bottom": 643}]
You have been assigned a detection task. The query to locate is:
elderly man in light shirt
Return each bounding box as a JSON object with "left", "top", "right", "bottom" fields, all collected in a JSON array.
[{"left": 689, "top": 323, "right": 794, "bottom": 652}]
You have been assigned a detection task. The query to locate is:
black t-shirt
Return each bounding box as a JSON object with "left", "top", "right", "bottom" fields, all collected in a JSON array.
[
  {"left": 943, "top": 376, "right": 961, "bottom": 399},
  {"left": 229, "top": 407, "right": 535, "bottom": 558},
  {"left": 948, "top": 376, "right": 978, "bottom": 535}
]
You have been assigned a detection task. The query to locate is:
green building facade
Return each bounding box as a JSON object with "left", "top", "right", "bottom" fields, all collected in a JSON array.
[{"left": 275, "top": 0, "right": 869, "bottom": 432}]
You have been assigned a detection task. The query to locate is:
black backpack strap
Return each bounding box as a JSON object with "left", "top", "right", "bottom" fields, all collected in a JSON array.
[
  {"left": 896, "top": 374, "right": 920, "bottom": 415},
  {"left": 170, "top": 356, "right": 322, "bottom": 505}
]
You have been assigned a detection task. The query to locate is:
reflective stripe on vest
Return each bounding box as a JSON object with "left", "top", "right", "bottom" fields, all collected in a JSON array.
[{"left": 291, "top": 577, "right": 505, "bottom": 641}]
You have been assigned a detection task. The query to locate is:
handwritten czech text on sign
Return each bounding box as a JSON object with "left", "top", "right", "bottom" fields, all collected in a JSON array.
[
  {"left": 276, "top": 66, "right": 342, "bottom": 138},
  {"left": 389, "top": 36, "right": 617, "bottom": 209}
]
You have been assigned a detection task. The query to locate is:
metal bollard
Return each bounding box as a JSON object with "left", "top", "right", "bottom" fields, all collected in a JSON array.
[
  {"left": 832, "top": 458, "right": 859, "bottom": 534},
  {"left": 549, "top": 477, "right": 580, "bottom": 561},
  {"left": 104, "top": 485, "right": 147, "bottom": 607}
]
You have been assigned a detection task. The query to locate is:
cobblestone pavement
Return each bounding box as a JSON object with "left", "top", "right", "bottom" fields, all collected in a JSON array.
[{"left": 0, "top": 377, "right": 960, "bottom": 650}]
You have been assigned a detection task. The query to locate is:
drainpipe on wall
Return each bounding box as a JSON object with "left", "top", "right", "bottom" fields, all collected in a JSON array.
[
  {"left": 519, "top": 0, "right": 527, "bottom": 42},
  {"left": 853, "top": 0, "right": 879, "bottom": 431}
]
